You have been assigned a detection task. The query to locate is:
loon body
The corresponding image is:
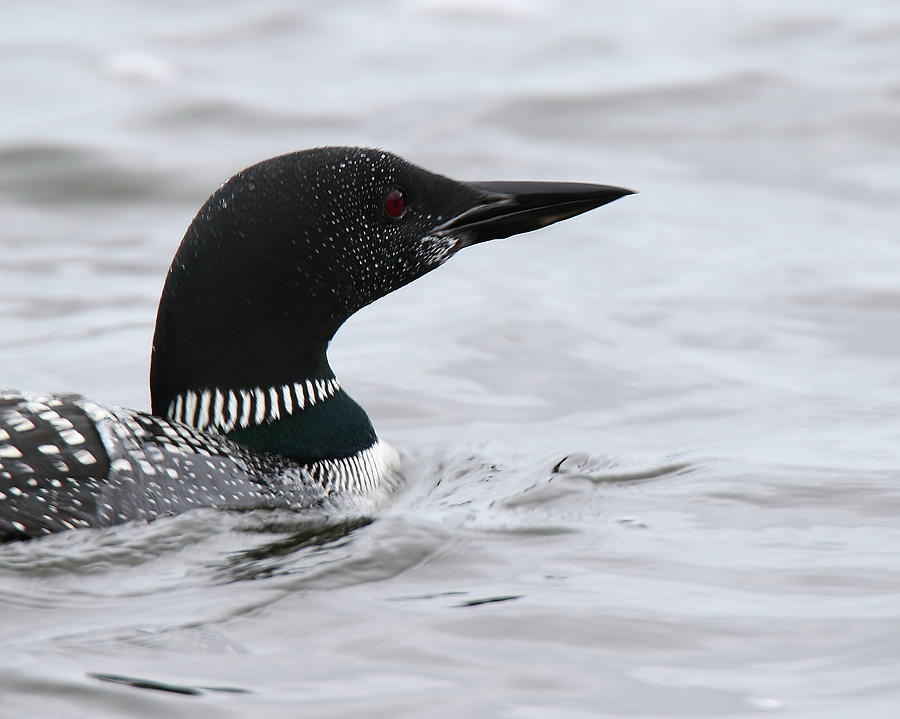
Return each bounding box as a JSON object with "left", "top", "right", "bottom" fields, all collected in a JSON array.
[{"left": 0, "top": 147, "right": 631, "bottom": 541}]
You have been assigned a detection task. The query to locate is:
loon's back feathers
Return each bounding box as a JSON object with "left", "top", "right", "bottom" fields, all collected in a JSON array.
[
  {"left": 0, "top": 392, "right": 399, "bottom": 540},
  {"left": 0, "top": 146, "right": 632, "bottom": 541}
]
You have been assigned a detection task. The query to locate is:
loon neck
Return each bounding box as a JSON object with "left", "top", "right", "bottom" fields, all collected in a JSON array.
[
  {"left": 227, "top": 387, "right": 376, "bottom": 464},
  {"left": 163, "top": 374, "right": 377, "bottom": 464},
  {"left": 166, "top": 376, "right": 341, "bottom": 433}
]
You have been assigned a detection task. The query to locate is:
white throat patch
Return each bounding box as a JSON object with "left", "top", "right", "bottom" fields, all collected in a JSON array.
[{"left": 166, "top": 378, "right": 341, "bottom": 433}]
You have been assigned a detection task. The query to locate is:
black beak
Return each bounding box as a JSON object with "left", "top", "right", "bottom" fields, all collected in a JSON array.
[{"left": 432, "top": 180, "right": 634, "bottom": 247}]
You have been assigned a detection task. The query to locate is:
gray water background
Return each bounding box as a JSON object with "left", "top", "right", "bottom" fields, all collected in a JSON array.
[{"left": 2, "top": 1, "right": 900, "bottom": 716}]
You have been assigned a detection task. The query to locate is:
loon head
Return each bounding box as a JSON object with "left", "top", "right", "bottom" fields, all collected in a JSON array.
[{"left": 149, "top": 147, "right": 632, "bottom": 455}]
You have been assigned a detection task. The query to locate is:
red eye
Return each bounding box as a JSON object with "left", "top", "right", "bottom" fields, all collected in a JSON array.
[{"left": 384, "top": 189, "right": 406, "bottom": 218}]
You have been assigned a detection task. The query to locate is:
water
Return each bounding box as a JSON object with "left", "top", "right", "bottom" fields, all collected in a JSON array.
[{"left": 2, "top": 0, "right": 900, "bottom": 716}]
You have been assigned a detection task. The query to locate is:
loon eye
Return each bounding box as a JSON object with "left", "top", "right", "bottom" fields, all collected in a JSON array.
[{"left": 384, "top": 189, "right": 406, "bottom": 219}]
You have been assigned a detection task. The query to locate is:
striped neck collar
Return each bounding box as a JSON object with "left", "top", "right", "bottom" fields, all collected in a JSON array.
[{"left": 166, "top": 378, "right": 341, "bottom": 434}]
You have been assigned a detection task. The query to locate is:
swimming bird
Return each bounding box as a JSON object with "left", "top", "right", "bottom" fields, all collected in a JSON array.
[{"left": 0, "top": 147, "right": 632, "bottom": 541}]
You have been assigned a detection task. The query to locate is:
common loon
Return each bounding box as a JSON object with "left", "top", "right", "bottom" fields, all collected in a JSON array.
[{"left": 0, "top": 147, "right": 632, "bottom": 541}]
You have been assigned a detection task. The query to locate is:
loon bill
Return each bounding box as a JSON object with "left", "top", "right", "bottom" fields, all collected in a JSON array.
[{"left": 0, "top": 147, "right": 633, "bottom": 541}]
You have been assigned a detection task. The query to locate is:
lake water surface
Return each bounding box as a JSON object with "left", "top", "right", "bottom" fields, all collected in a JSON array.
[{"left": 2, "top": 1, "right": 900, "bottom": 716}]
